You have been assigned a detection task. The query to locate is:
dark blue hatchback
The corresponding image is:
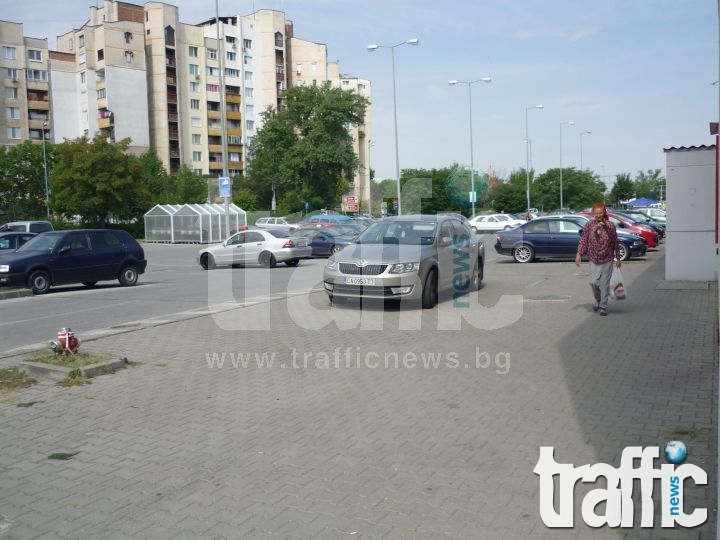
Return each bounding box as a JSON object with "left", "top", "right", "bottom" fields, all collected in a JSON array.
[{"left": 0, "top": 229, "right": 147, "bottom": 294}]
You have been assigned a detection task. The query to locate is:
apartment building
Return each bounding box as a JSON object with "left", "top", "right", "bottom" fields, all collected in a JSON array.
[
  {"left": 0, "top": 21, "right": 51, "bottom": 147},
  {"left": 3, "top": 1, "right": 371, "bottom": 209}
]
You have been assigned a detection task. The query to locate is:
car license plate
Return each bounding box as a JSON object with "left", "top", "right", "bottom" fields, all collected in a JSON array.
[{"left": 344, "top": 277, "right": 376, "bottom": 286}]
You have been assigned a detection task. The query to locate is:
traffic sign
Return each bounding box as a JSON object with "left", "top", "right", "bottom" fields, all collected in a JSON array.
[{"left": 218, "top": 176, "right": 231, "bottom": 198}]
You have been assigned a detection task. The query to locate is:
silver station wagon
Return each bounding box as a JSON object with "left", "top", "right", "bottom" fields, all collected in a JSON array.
[{"left": 323, "top": 214, "right": 484, "bottom": 308}]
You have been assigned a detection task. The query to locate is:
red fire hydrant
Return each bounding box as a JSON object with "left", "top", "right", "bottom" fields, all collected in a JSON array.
[{"left": 50, "top": 327, "right": 80, "bottom": 356}]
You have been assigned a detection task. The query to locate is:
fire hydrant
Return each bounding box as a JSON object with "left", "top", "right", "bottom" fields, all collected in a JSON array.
[{"left": 50, "top": 328, "right": 80, "bottom": 356}]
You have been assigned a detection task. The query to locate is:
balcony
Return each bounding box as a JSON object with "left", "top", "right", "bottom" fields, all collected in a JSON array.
[
  {"left": 28, "top": 99, "right": 49, "bottom": 110},
  {"left": 169, "top": 129, "right": 179, "bottom": 140},
  {"left": 226, "top": 111, "right": 241, "bottom": 120},
  {"left": 167, "top": 92, "right": 177, "bottom": 104},
  {"left": 208, "top": 162, "right": 223, "bottom": 171},
  {"left": 207, "top": 110, "right": 220, "bottom": 120},
  {"left": 229, "top": 160, "right": 243, "bottom": 170},
  {"left": 167, "top": 112, "right": 178, "bottom": 122},
  {"left": 97, "top": 98, "right": 108, "bottom": 109},
  {"left": 169, "top": 148, "right": 180, "bottom": 158},
  {"left": 208, "top": 127, "right": 221, "bottom": 137},
  {"left": 226, "top": 94, "right": 241, "bottom": 103},
  {"left": 166, "top": 58, "right": 176, "bottom": 67},
  {"left": 208, "top": 144, "right": 222, "bottom": 153},
  {"left": 98, "top": 117, "right": 113, "bottom": 129},
  {"left": 166, "top": 76, "right": 176, "bottom": 86}
]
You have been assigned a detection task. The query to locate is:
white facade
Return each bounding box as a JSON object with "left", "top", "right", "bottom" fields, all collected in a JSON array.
[{"left": 664, "top": 146, "right": 718, "bottom": 281}]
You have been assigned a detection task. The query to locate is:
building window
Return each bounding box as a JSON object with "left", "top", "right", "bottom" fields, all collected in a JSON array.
[
  {"left": 296, "top": 64, "right": 302, "bottom": 74},
  {"left": 192, "top": 134, "right": 201, "bottom": 144},
  {"left": 190, "top": 81, "right": 199, "bottom": 92},
  {"left": 191, "top": 117, "right": 201, "bottom": 127},
  {"left": 206, "top": 83, "right": 219, "bottom": 93},
  {"left": 192, "top": 151, "right": 202, "bottom": 161},
  {"left": 189, "top": 64, "right": 199, "bottom": 75},
  {"left": 124, "top": 32, "right": 133, "bottom": 44},
  {"left": 228, "top": 135, "right": 241, "bottom": 144},
  {"left": 225, "top": 36, "right": 236, "bottom": 44},
  {"left": 230, "top": 152, "right": 241, "bottom": 162},
  {"left": 7, "top": 127, "right": 21, "bottom": 139},
  {"left": 244, "top": 71, "right": 253, "bottom": 82},
  {"left": 5, "top": 87, "right": 18, "bottom": 99},
  {"left": 244, "top": 55, "right": 251, "bottom": 65},
  {"left": 243, "top": 39, "right": 252, "bottom": 50},
  {"left": 125, "top": 51, "right": 133, "bottom": 63},
  {"left": 244, "top": 87, "right": 253, "bottom": 98},
  {"left": 226, "top": 51, "right": 236, "bottom": 61},
  {"left": 97, "top": 49, "right": 104, "bottom": 61},
  {"left": 190, "top": 99, "right": 200, "bottom": 109},
  {"left": 28, "top": 49, "right": 42, "bottom": 61},
  {"left": 274, "top": 32, "right": 283, "bottom": 48},
  {"left": 358, "top": 83, "right": 366, "bottom": 91},
  {"left": 80, "top": 71, "right": 86, "bottom": 83},
  {"left": 188, "top": 46, "right": 198, "bottom": 57},
  {"left": 97, "top": 88, "right": 106, "bottom": 99},
  {"left": 6, "top": 68, "right": 18, "bottom": 80},
  {"left": 245, "top": 104, "right": 253, "bottom": 116},
  {"left": 206, "top": 66, "right": 219, "bottom": 76},
  {"left": 79, "top": 35, "right": 85, "bottom": 47},
  {"left": 26, "top": 69, "right": 48, "bottom": 81},
  {"left": 68, "top": 39, "right": 74, "bottom": 51},
  {"left": 245, "top": 120, "right": 254, "bottom": 131},
  {"left": 78, "top": 52, "right": 86, "bottom": 64},
  {"left": 3, "top": 46, "right": 16, "bottom": 60},
  {"left": 225, "top": 68, "right": 239, "bottom": 78},
  {"left": 207, "top": 48, "right": 217, "bottom": 60},
  {"left": 6, "top": 107, "right": 20, "bottom": 120},
  {"left": 194, "top": 169, "right": 203, "bottom": 175},
  {"left": 342, "top": 80, "right": 350, "bottom": 86}
]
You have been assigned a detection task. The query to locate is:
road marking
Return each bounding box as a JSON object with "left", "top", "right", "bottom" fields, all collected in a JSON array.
[
  {"left": 527, "top": 278, "right": 547, "bottom": 288},
  {"left": 0, "top": 300, "right": 137, "bottom": 327}
]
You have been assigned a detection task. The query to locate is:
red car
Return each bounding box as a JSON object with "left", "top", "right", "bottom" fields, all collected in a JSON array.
[{"left": 579, "top": 211, "right": 659, "bottom": 248}]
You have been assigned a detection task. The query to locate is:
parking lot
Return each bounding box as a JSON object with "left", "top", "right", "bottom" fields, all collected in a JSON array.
[{"left": 0, "top": 239, "right": 716, "bottom": 539}]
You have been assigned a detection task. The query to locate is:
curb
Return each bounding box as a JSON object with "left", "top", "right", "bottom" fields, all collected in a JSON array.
[
  {"left": 0, "top": 288, "right": 33, "bottom": 300},
  {"left": 19, "top": 357, "right": 129, "bottom": 380}
]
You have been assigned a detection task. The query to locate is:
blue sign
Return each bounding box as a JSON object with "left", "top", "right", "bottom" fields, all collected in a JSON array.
[
  {"left": 218, "top": 176, "right": 231, "bottom": 198},
  {"left": 304, "top": 201, "right": 310, "bottom": 210}
]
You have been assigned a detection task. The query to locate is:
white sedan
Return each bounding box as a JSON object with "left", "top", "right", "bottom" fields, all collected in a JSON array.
[
  {"left": 254, "top": 217, "right": 298, "bottom": 231},
  {"left": 198, "top": 229, "right": 312, "bottom": 269},
  {"left": 469, "top": 214, "right": 526, "bottom": 233}
]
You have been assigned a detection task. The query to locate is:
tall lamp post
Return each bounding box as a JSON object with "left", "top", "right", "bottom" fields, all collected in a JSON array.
[
  {"left": 525, "top": 105, "right": 543, "bottom": 212},
  {"left": 579, "top": 130, "right": 591, "bottom": 170},
  {"left": 367, "top": 38, "right": 419, "bottom": 216},
  {"left": 42, "top": 120, "right": 50, "bottom": 219},
  {"left": 449, "top": 77, "right": 492, "bottom": 217},
  {"left": 559, "top": 120, "right": 575, "bottom": 210}
]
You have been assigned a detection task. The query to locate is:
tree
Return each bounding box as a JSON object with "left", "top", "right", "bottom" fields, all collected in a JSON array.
[
  {"left": 399, "top": 167, "right": 454, "bottom": 214},
  {"left": 634, "top": 168, "right": 665, "bottom": 199},
  {"left": 609, "top": 173, "right": 634, "bottom": 205},
  {"left": 534, "top": 168, "right": 606, "bottom": 211},
  {"left": 173, "top": 165, "right": 207, "bottom": 203},
  {"left": 51, "top": 136, "right": 148, "bottom": 226},
  {"left": 492, "top": 169, "right": 533, "bottom": 213},
  {"left": 0, "top": 140, "right": 54, "bottom": 220},
  {"left": 246, "top": 84, "right": 368, "bottom": 212}
]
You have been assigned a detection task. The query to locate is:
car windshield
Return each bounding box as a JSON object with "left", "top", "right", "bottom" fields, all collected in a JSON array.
[
  {"left": 16, "top": 233, "right": 59, "bottom": 252},
  {"left": 358, "top": 221, "right": 437, "bottom": 245}
]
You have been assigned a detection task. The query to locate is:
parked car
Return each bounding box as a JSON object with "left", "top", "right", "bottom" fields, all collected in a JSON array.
[
  {"left": 613, "top": 210, "right": 665, "bottom": 238},
  {"left": 323, "top": 214, "right": 484, "bottom": 308},
  {"left": 579, "top": 211, "right": 659, "bottom": 247},
  {"left": 494, "top": 216, "right": 647, "bottom": 263},
  {"left": 633, "top": 207, "right": 667, "bottom": 222},
  {"left": 293, "top": 227, "right": 357, "bottom": 257},
  {"left": 0, "top": 220, "right": 54, "bottom": 233},
  {"left": 469, "top": 213, "right": 526, "bottom": 233},
  {"left": 0, "top": 232, "right": 36, "bottom": 251},
  {"left": 197, "top": 228, "right": 312, "bottom": 269},
  {"left": 254, "top": 216, "right": 298, "bottom": 231},
  {"left": 296, "top": 214, "right": 353, "bottom": 228},
  {"left": 0, "top": 229, "right": 146, "bottom": 294}
]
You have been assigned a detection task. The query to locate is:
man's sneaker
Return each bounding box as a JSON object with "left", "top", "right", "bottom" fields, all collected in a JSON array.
[{"left": 599, "top": 308, "right": 607, "bottom": 316}]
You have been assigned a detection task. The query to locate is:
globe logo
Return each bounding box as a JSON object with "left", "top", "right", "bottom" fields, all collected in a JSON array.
[{"left": 664, "top": 440, "right": 687, "bottom": 464}]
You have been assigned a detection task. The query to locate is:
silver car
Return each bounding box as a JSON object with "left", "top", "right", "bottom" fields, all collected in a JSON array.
[
  {"left": 198, "top": 229, "right": 312, "bottom": 269},
  {"left": 323, "top": 214, "right": 484, "bottom": 308},
  {"left": 254, "top": 216, "right": 298, "bottom": 231}
]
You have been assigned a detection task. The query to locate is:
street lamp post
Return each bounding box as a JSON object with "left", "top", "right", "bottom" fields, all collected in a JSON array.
[
  {"left": 367, "top": 38, "right": 419, "bottom": 216},
  {"left": 42, "top": 121, "right": 50, "bottom": 219},
  {"left": 449, "top": 77, "right": 492, "bottom": 217},
  {"left": 559, "top": 121, "right": 575, "bottom": 210},
  {"left": 525, "top": 105, "right": 543, "bottom": 212},
  {"left": 580, "top": 130, "right": 591, "bottom": 170}
]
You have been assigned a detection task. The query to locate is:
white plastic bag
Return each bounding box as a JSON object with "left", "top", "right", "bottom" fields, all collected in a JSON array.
[{"left": 610, "top": 266, "right": 626, "bottom": 300}]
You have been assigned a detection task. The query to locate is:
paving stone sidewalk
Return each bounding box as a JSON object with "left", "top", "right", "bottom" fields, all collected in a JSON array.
[{"left": 0, "top": 252, "right": 716, "bottom": 539}]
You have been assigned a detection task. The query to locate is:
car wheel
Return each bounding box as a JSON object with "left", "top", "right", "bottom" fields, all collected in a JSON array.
[
  {"left": 259, "top": 251, "right": 277, "bottom": 268},
  {"left": 118, "top": 265, "right": 139, "bottom": 286},
  {"left": 513, "top": 244, "right": 534, "bottom": 263},
  {"left": 619, "top": 243, "right": 630, "bottom": 261},
  {"left": 83, "top": 282, "right": 97, "bottom": 288},
  {"left": 475, "top": 258, "right": 484, "bottom": 289},
  {"left": 285, "top": 258, "right": 300, "bottom": 267},
  {"left": 421, "top": 269, "right": 438, "bottom": 309},
  {"left": 28, "top": 270, "right": 51, "bottom": 294},
  {"left": 504, "top": 225, "right": 513, "bottom": 230},
  {"left": 200, "top": 253, "right": 214, "bottom": 270}
]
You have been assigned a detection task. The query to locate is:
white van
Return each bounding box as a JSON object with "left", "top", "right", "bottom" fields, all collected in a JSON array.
[{"left": 1, "top": 221, "right": 54, "bottom": 233}]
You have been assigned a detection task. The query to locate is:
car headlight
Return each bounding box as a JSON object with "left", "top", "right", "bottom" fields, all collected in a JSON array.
[
  {"left": 326, "top": 257, "right": 337, "bottom": 271},
  {"left": 389, "top": 262, "right": 419, "bottom": 274},
  {"left": 0, "top": 265, "right": 9, "bottom": 273}
]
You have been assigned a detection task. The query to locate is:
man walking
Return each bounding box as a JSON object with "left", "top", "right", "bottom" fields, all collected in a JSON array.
[{"left": 575, "top": 202, "right": 621, "bottom": 316}]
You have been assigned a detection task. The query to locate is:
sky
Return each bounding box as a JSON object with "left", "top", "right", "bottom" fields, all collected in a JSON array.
[{"left": 2, "top": 0, "right": 717, "bottom": 189}]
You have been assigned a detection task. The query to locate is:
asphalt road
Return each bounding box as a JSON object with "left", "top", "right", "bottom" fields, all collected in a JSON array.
[{"left": 0, "top": 235, "right": 501, "bottom": 356}]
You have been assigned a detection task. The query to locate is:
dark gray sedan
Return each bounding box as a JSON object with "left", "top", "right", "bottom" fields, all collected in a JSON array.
[{"left": 323, "top": 214, "right": 484, "bottom": 308}]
